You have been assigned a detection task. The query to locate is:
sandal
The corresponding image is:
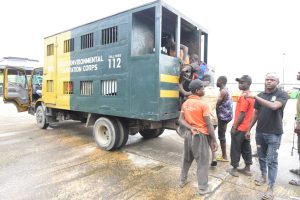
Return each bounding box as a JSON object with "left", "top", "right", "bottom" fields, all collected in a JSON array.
[
  {"left": 211, "top": 161, "right": 217, "bottom": 167},
  {"left": 216, "top": 155, "right": 229, "bottom": 162},
  {"left": 255, "top": 176, "right": 266, "bottom": 186},
  {"left": 289, "top": 169, "right": 300, "bottom": 176},
  {"left": 262, "top": 187, "right": 274, "bottom": 200},
  {"left": 262, "top": 193, "right": 274, "bottom": 200},
  {"left": 289, "top": 179, "right": 300, "bottom": 186}
]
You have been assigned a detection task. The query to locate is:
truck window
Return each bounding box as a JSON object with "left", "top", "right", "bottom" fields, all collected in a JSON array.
[
  {"left": 7, "top": 69, "right": 27, "bottom": 89},
  {"left": 131, "top": 7, "right": 155, "bottom": 56},
  {"left": 161, "top": 7, "right": 177, "bottom": 56},
  {"left": 64, "top": 38, "right": 75, "bottom": 53},
  {"left": 102, "top": 26, "right": 118, "bottom": 45}
]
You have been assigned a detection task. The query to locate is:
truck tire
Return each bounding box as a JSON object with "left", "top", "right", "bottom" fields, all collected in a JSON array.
[
  {"left": 115, "top": 118, "right": 129, "bottom": 149},
  {"left": 139, "top": 128, "right": 164, "bottom": 139},
  {"left": 93, "top": 117, "right": 119, "bottom": 151},
  {"left": 36, "top": 105, "right": 49, "bottom": 129}
]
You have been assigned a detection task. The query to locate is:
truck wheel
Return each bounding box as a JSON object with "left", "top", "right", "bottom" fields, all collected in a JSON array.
[
  {"left": 139, "top": 128, "right": 164, "bottom": 139},
  {"left": 93, "top": 117, "right": 119, "bottom": 151},
  {"left": 36, "top": 105, "right": 49, "bottom": 129},
  {"left": 115, "top": 118, "right": 129, "bottom": 149}
]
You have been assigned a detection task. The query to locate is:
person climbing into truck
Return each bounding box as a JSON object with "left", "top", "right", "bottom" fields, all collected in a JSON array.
[
  {"left": 165, "top": 34, "right": 189, "bottom": 64},
  {"left": 178, "top": 54, "right": 200, "bottom": 105}
]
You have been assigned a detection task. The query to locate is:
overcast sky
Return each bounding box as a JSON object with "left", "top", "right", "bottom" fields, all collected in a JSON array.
[{"left": 1, "top": 0, "right": 299, "bottom": 85}]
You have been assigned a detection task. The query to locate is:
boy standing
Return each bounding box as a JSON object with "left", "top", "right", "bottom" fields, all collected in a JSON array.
[
  {"left": 179, "top": 79, "right": 218, "bottom": 195},
  {"left": 216, "top": 76, "right": 233, "bottom": 162},
  {"left": 229, "top": 75, "right": 254, "bottom": 177}
]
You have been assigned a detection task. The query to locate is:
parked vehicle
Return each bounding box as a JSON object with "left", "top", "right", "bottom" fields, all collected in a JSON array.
[{"left": 3, "top": 0, "right": 208, "bottom": 150}]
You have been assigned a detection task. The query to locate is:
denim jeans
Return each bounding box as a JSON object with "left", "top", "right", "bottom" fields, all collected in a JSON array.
[{"left": 256, "top": 132, "right": 282, "bottom": 188}]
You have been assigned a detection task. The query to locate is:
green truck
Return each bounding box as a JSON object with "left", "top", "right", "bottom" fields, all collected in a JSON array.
[{"left": 3, "top": 0, "right": 208, "bottom": 150}]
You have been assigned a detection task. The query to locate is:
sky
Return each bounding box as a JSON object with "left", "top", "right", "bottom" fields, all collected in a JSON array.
[{"left": 1, "top": 0, "right": 299, "bottom": 87}]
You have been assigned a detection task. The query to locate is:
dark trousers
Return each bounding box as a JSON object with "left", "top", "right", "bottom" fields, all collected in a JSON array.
[
  {"left": 218, "top": 119, "right": 229, "bottom": 143},
  {"left": 230, "top": 130, "right": 252, "bottom": 168}
]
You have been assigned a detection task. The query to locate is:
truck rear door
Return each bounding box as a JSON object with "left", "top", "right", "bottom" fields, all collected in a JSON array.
[{"left": 3, "top": 67, "right": 29, "bottom": 112}]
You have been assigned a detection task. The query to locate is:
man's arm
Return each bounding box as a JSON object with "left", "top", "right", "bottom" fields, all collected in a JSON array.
[
  {"left": 232, "top": 97, "right": 249, "bottom": 132},
  {"left": 179, "top": 83, "right": 192, "bottom": 97},
  {"left": 252, "top": 95, "right": 283, "bottom": 110},
  {"left": 180, "top": 44, "right": 188, "bottom": 61},
  {"left": 246, "top": 109, "right": 258, "bottom": 132},
  {"left": 232, "top": 112, "right": 246, "bottom": 131},
  {"left": 296, "top": 95, "right": 300, "bottom": 121},
  {"left": 295, "top": 95, "right": 300, "bottom": 134},
  {"left": 216, "top": 89, "right": 227, "bottom": 107},
  {"left": 179, "top": 111, "right": 198, "bottom": 134},
  {"left": 204, "top": 116, "right": 218, "bottom": 151},
  {"left": 244, "top": 109, "right": 258, "bottom": 139}
]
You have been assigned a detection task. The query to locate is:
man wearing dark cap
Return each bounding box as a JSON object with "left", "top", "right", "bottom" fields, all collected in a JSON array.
[
  {"left": 178, "top": 79, "right": 218, "bottom": 195},
  {"left": 229, "top": 75, "right": 254, "bottom": 177}
]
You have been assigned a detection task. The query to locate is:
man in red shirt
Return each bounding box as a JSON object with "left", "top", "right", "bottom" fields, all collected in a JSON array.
[
  {"left": 229, "top": 75, "right": 255, "bottom": 177},
  {"left": 178, "top": 79, "right": 218, "bottom": 195}
]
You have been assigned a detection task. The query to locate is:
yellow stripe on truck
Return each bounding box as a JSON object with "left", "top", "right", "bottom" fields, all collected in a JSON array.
[
  {"left": 160, "top": 90, "right": 179, "bottom": 98},
  {"left": 160, "top": 74, "right": 179, "bottom": 83}
]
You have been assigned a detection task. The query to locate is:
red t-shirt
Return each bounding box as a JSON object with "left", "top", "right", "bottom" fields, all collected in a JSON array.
[
  {"left": 181, "top": 95, "right": 210, "bottom": 135},
  {"left": 233, "top": 92, "right": 255, "bottom": 132}
]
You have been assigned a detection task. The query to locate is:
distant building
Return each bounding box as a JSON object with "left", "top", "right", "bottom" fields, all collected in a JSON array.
[
  {"left": 0, "top": 56, "right": 39, "bottom": 71},
  {"left": 0, "top": 57, "right": 39, "bottom": 96}
]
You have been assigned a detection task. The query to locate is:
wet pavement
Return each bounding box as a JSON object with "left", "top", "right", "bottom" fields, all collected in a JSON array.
[{"left": 0, "top": 97, "right": 299, "bottom": 200}]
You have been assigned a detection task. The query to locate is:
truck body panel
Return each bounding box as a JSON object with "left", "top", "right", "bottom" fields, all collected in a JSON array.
[{"left": 3, "top": 0, "right": 208, "bottom": 150}]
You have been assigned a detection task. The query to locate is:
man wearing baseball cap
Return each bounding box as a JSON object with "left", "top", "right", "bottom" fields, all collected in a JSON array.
[
  {"left": 178, "top": 79, "right": 218, "bottom": 195},
  {"left": 229, "top": 75, "right": 254, "bottom": 177},
  {"left": 235, "top": 75, "right": 252, "bottom": 84}
]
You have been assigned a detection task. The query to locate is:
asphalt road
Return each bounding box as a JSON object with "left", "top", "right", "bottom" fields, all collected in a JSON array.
[{"left": 0, "top": 97, "right": 299, "bottom": 200}]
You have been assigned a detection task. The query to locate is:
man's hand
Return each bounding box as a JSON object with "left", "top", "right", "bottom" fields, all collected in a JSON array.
[
  {"left": 211, "top": 140, "right": 218, "bottom": 152},
  {"left": 230, "top": 126, "right": 237, "bottom": 134},
  {"left": 190, "top": 127, "right": 199, "bottom": 135},
  {"left": 245, "top": 131, "right": 251, "bottom": 140},
  {"left": 242, "top": 91, "right": 255, "bottom": 99}
]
